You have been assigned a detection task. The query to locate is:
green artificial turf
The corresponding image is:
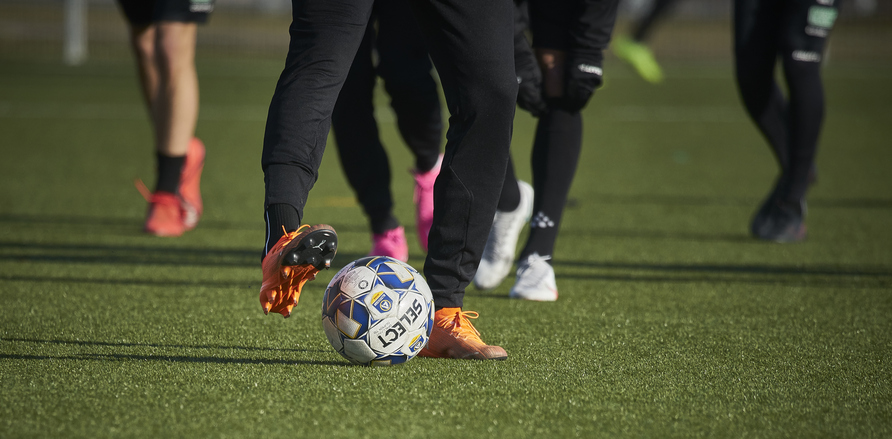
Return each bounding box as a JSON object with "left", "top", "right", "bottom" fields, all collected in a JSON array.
[{"left": 1, "top": 53, "right": 891, "bottom": 438}]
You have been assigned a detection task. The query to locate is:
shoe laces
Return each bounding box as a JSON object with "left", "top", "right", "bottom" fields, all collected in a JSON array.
[
  {"left": 135, "top": 178, "right": 152, "bottom": 201},
  {"left": 517, "top": 253, "right": 552, "bottom": 283},
  {"left": 442, "top": 310, "right": 482, "bottom": 340},
  {"left": 521, "top": 253, "right": 551, "bottom": 268},
  {"left": 135, "top": 179, "right": 181, "bottom": 207},
  {"left": 277, "top": 224, "right": 310, "bottom": 250},
  {"left": 148, "top": 191, "right": 180, "bottom": 207}
]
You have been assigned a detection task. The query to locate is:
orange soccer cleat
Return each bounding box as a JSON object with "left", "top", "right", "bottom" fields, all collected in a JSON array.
[
  {"left": 260, "top": 224, "right": 338, "bottom": 318},
  {"left": 419, "top": 308, "right": 507, "bottom": 360}
]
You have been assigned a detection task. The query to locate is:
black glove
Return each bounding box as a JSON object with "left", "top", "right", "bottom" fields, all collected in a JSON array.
[
  {"left": 516, "top": 65, "right": 546, "bottom": 117},
  {"left": 513, "top": 0, "right": 546, "bottom": 117},
  {"left": 563, "top": 51, "right": 604, "bottom": 112}
]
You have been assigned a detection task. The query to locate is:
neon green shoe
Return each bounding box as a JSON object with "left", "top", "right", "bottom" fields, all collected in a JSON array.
[{"left": 613, "top": 36, "right": 664, "bottom": 84}]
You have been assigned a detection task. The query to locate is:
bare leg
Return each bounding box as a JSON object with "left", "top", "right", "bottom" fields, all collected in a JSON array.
[
  {"left": 127, "top": 24, "right": 159, "bottom": 116},
  {"left": 536, "top": 48, "right": 566, "bottom": 98},
  {"left": 152, "top": 21, "right": 199, "bottom": 157},
  {"left": 125, "top": 21, "right": 198, "bottom": 157}
]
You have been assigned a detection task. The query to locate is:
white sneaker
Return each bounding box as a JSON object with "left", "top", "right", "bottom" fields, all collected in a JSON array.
[
  {"left": 473, "top": 180, "right": 534, "bottom": 290},
  {"left": 509, "top": 253, "right": 558, "bottom": 301}
]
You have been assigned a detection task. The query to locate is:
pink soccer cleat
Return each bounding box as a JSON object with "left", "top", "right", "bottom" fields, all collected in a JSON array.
[
  {"left": 412, "top": 154, "right": 442, "bottom": 252},
  {"left": 369, "top": 226, "right": 409, "bottom": 262}
]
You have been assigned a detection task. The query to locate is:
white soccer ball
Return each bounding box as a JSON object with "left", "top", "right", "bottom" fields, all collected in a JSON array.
[{"left": 321, "top": 256, "right": 434, "bottom": 366}]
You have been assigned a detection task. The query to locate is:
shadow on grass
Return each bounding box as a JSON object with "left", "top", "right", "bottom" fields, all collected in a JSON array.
[
  {"left": 0, "top": 239, "right": 368, "bottom": 270},
  {"left": 0, "top": 353, "right": 346, "bottom": 366},
  {"left": 554, "top": 259, "right": 892, "bottom": 277},
  {"left": 554, "top": 271, "right": 891, "bottom": 289},
  {"left": 568, "top": 194, "right": 892, "bottom": 209},
  {"left": 554, "top": 260, "right": 892, "bottom": 288},
  {"left": 2, "top": 337, "right": 318, "bottom": 353},
  {"left": 1, "top": 274, "right": 254, "bottom": 288},
  {"left": 0, "top": 213, "right": 372, "bottom": 233},
  {"left": 470, "top": 259, "right": 892, "bottom": 296},
  {"left": 1, "top": 338, "right": 346, "bottom": 366},
  {"left": 556, "top": 227, "right": 752, "bottom": 243}
]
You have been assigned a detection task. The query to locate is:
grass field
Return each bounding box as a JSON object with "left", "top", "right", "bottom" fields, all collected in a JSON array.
[{"left": 1, "top": 49, "right": 891, "bottom": 438}]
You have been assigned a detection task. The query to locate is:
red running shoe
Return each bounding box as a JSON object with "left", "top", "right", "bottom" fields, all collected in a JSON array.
[
  {"left": 144, "top": 191, "right": 185, "bottom": 237},
  {"left": 180, "top": 137, "right": 205, "bottom": 231}
]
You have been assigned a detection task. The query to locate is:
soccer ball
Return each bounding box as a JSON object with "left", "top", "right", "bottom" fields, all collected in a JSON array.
[{"left": 321, "top": 256, "right": 434, "bottom": 366}]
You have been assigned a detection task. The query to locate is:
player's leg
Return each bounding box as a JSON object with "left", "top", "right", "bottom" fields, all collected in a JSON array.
[
  {"left": 734, "top": 0, "right": 819, "bottom": 242},
  {"left": 376, "top": 0, "right": 442, "bottom": 173},
  {"left": 473, "top": 1, "right": 538, "bottom": 291},
  {"left": 376, "top": 0, "right": 443, "bottom": 251},
  {"left": 150, "top": 20, "right": 206, "bottom": 234},
  {"left": 260, "top": 0, "right": 374, "bottom": 317},
  {"left": 507, "top": 49, "right": 579, "bottom": 302},
  {"left": 330, "top": 23, "right": 408, "bottom": 261},
  {"left": 410, "top": 0, "right": 516, "bottom": 360},
  {"left": 613, "top": 0, "right": 676, "bottom": 83},
  {"left": 778, "top": 0, "right": 835, "bottom": 204},
  {"left": 117, "top": 0, "right": 209, "bottom": 236},
  {"left": 734, "top": 0, "right": 787, "bottom": 238},
  {"left": 153, "top": 21, "right": 199, "bottom": 159},
  {"left": 125, "top": 24, "right": 160, "bottom": 110},
  {"left": 755, "top": 0, "right": 838, "bottom": 242},
  {"left": 521, "top": 79, "right": 583, "bottom": 264},
  {"left": 118, "top": 1, "right": 158, "bottom": 108},
  {"left": 734, "top": 0, "right": 789, "bottom": 170},
  {"left": 508, "top": 0, "right": 593, "bottom": 301},
  {"left": 631, "top": 0, "right": 679, "bottom": 42}
]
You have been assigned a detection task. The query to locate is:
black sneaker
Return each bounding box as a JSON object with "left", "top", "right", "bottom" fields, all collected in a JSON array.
[
  {"left": 751, "top": 199, "right": 807, "bottom": 243},
  {"left": 750, "top": 165, "right": 816, "bottom": 241}
]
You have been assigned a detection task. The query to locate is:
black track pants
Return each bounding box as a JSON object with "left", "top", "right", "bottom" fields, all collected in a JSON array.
[
  {"left": 261, "top": 0, "right": 517, "bottom": 308},
  {"left": 330, "top": 0, "right": 443, "bottom": 234}
]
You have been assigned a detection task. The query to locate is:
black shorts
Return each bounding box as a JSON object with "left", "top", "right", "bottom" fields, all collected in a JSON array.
[
  {"left": 735, "top": 0, "right": 839, "bottom": 59},
  {"left": 117, "top": 0, "right": 214, "bottom": 25}
]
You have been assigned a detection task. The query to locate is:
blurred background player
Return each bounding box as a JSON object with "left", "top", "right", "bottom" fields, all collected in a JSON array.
[
  {"left": 474, "top": 0, "right": 619, "bottom": 301},
  {"left": 734, "top": 0, "right": 838, "bottom": 242},
  {"left": 612, "top": 0, "right": 681, "bottom": 83},
  {"left": 259, "top": 0, "right": 517, "bottom": 360},
  {"left": 117, "top": 0, "right": 212, "bottom": 237},
  {"left": 331, "top": 0, "right": 443, "bottom": 262}
]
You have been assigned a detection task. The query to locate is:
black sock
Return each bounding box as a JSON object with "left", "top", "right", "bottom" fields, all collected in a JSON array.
[
  {"left": 264, "top": 203, "right": 302, "bottom": 257},
  {"left": 370, "top": 213, "right": 400, "bottom": 236},
  {"left": 414, "top": 153, "right": 440, "bottom": 174},
  {"left": 155, "top": 153, "right": 186, "bottom": 194},
  {"left": 521, "top": 107, "right": 582, "bottom": 260},
  {"left": 781, "top": 56, "right": 824, "bottom": 203},
  {"left": 497, "top": 157, "right": 521, "bottom": 212}
]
